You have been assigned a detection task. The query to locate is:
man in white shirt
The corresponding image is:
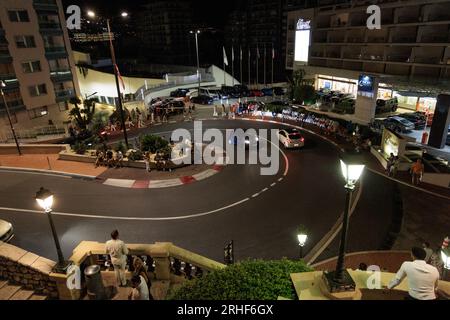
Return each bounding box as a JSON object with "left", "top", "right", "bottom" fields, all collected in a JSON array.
[
  {"left": 387, "top": 247, "right": 440, "bottom": 300},
  {"left": 129, "top": 275, "right": 150, "bottom": 300},
  {"left": 105, "top": 230, "right": 129, "bottom": 287}
]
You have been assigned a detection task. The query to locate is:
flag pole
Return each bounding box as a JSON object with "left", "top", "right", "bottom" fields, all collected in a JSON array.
[
  {"left": 223, "top": 47, "right": 226, "bottom": 86},
  {"left": 232, "top": 45, "right": 235, "bottom": 86},
  {"left": 248, "top": 47, "right": 251, "bottom": 87},
  {"left": 263, "top": 43, "right": 267, "bottom": 88},
  {"left": 240, "top": 46, "right": 243, "bottom": 84},
  {"left": 256, "top": 44, "right": 259, "bottom": 89},
  {"left": 271, "top": 44, "right": 274, "bottom": 90}
]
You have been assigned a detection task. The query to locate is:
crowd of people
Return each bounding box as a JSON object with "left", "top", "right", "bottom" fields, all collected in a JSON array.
[{"left": 95, "top": 148, "right": 124, "bottom": 169}]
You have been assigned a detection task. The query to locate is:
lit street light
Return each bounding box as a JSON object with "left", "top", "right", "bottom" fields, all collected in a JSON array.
[
  {"left": 323, "top": 153, "right": 365, "bottom": 294},
  {"left": 87, "top": 10, "right": 129, "bottom": 148},
  {"left": 35, "top": 187, "right": 70, "bottom": 273},
  {"left": 297, "top": 226, "right": 308, "bottom": 259},
  {"left": 0, "top": 80, "right": 21, "bottom": 155},
  {"left": 190, "top": 30, "right": 201, "bottom": 95}
]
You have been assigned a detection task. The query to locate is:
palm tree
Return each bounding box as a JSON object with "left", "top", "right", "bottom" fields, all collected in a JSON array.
[{"left": 68, "top": 97, "right": 97, "bottom": 130}]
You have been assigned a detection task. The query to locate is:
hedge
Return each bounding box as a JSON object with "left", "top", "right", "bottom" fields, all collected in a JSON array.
[{"left": 168, "top": 259, "right": 312, "bottom": 300}]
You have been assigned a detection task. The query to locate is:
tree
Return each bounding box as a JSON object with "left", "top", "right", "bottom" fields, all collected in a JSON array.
[
  {"left": 288, "top": 69, "right": 316, "bottom": 104},
  {"left": 68, "top": 97, "right": 97, "bottom": 130}
]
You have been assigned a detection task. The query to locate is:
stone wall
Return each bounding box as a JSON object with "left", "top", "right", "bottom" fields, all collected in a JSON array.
[{"left": 0, "top": 242, "right": 58, "bottom": 299}]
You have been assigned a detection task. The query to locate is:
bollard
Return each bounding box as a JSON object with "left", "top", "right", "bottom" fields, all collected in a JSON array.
[
  {"left": 47, "top": 156, "right": 52, "bottom": 170},
  {"left": 84, "top": 265, "right": 107, "bottom": 300}
]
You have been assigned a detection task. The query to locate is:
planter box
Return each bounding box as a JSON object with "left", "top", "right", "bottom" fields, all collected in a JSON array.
[{"left": 0, "top": 144, "right": 70, "bottom": 155}]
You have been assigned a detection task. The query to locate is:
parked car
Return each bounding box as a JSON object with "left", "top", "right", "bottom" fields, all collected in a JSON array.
[
  {"left": 234, "top": 84, "right": 250, "bottom": 97},
  {"left": 384, "top": 116, "right": 415, "bottom": 133},
  {"left": 278, "top": 128, "right": 305, "bottom": 148},
  {"left": 249, "top": 89, "right": 264, "bottom": 97},
  {"left": 273, "top": 87, "right": 286, "bottom": 96},
  {"left": 190, "top": 95, "right": 213, "bottom": 105},
  {"left": 170, "top": 88, "right": 190, "bottom": 97},
  {"left": 221, "top": 86, "right": 240, "bottom": 98},
  {"left": 376, "top": 97, "right": 398, "bottom": 114},
  {"left": 0, "top": 219, "right": 14, "bottom": 243},
  {"left": 261, "top": 88, "right": 273, "bottom": 96},
  {"left": 333, "top": 98, "right": 356, "bottom": 114},
  {"left": 397, "top": 112, "right": 426, "bottom": 130}
]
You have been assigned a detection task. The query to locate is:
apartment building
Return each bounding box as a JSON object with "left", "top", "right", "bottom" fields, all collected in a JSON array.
[
  {"left": 286, "top": 0, "right": 450, "bottom": 123},
  {"left": 0, "top": 0, "right": 79, "bottom": 140}
]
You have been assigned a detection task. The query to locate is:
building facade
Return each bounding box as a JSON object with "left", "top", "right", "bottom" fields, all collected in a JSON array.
[
  {"left": 135, "top": 0, "right": 194, "bottom": 66},
  {"left": 287, "top": 0, "right": 450, "bottom": 123},
  {"left": 0, "top": 0, "right": 80, "bottom": 141}
]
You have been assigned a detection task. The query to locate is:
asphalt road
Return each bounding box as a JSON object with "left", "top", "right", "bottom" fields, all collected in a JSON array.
[{"left": 0, "top": 120, "right": 397, "bottom": 263}]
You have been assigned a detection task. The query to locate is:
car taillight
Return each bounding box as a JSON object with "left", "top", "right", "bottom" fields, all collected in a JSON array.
[{"left": 300, "top": 138, "right": 305, "bottom": 142}]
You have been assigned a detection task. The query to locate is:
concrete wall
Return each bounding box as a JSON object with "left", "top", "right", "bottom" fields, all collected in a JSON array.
[
  {"left": 0, "top": 241, "right": 58, "bottom": 299},
  {"left": 0, "top": 144, "right": 69, "bottom": 155}
]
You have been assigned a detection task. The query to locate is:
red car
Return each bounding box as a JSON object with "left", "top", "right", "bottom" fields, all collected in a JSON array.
[{"left": 249, "top": 89, "right": 264, "bottom": 97}]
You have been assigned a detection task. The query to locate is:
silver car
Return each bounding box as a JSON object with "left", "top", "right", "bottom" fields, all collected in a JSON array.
[
  {"left": 0, "top": 219, "right": 14, "bottom": 243},
  {"left": 278, "top": 129, "right": 305, "bottom": 148}
]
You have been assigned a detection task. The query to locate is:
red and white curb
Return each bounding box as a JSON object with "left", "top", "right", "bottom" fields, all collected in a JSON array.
[{"left": 102, "top": 165, "right": 224, "bottom": 189}]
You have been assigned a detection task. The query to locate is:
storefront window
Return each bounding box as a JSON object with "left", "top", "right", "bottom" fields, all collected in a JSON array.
[
  {"left": 417, "top": 97, "right": 437, "bottom": 113},
  {"left": 317, "top": 75, "right": 357, "bottom": 96},
  {"left": 378, "top": 88, "right": 393, "bottom": 99}
]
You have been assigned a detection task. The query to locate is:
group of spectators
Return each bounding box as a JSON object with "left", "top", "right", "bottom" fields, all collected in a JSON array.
[{"left": 95, "top": 149, "right": 124, "bottom": 169}]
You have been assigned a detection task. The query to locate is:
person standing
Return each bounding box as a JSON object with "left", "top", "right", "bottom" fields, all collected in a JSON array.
[
  {"left": 386, "top": 247, "right": 440, "bottom": 300},
  {"left": 391, "top": 156, "right": 400, "bottom": 178},
  {"left": 410, "top": 158, "right": 424, "bottom": 185},
  {"left": 128, "top": 275, "right": 150, "bottom": 300},
  {"left": 386, "top": 153, "right": 395, "bottom": 176},
  {"left": 105, "top": 230, "right": 129, "bottom": 287},
  {"left": 423, "top": 242, "right": 434, "bottom": 263}
]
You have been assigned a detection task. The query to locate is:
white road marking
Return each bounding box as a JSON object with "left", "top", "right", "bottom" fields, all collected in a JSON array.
[
  {"left": 252, "top": 193, "right": 259, "bottom": 198},
  {"left": 192, "top": 169, "right": 218, "bottom": 181},
  {"left": 261, "top": 188, "right": 269, "bottom": 193},
  {"left": 148, "top": 179, "right": 183, "bottom": 188},
  {"left": 0, "top": 197, "right": 251, "bottom": 221},
  {"left": 270, "top": 183, "right": 277, "bottom": 187},
  {"left": 103, "top": 179, "right": 135, "bottom": 188}
]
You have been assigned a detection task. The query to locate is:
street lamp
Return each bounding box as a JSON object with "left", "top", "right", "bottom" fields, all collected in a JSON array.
[
  {"left": 35, "top": 187, "right": 70, "bottom": 273},
  {"left": 297, "top": 226, "right": 308, "bottom": 259},
  {"left": 87, "top": 10, "right": 129, "bottom": 149},
  {"left": 0, "top": 80, "right": 22, "bottom": 155},
  {"left": 190, "top": 30, "right": 201, "bottom": 95},
  {"left": 323, "top": 153, "right": 365, "bottom": 294}
]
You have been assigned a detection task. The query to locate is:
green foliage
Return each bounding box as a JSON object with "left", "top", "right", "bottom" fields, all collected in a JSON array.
[
  {"left": 73, "top": 142, "right": 87, "bottom": 155},
  {"left": 127, "top": 150, "right": 144, "bottom": 161},
  {"left": 168, "top": 259, "right": 312, "bottom": 300},
  {"left": 114, "top": 141, "right": 127, "bottom": 154},
  {"left": 288, "top": 69, "right": 315, "bottom": 104},
  {"left": 91, "top": 111, "right": 109, "bottom": 134},
  {"left": 140, "top": 134, "right": 169, "bottom": 153},
  {"left": 265, "top": 104, "right": 284, "bottom": 114},
  {"left": 68, "top": 98, "right": 98, "bottom": 130}
]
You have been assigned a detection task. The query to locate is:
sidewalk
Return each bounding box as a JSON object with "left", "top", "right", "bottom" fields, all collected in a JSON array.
[{"left": 0, "top": 154, "right": 106, "bottom": 177}]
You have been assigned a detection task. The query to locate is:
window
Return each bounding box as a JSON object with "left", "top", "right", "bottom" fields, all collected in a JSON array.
[
  {"left": 28, "top": 106, "right": 48, "bottom": 119},
  {"left": 8, "top": 10, "right": 29, "bottom": 22},
  {"left": 29, "top": 84, "right": 47, "bottom": 97},
  {"left": 58, "top": 101, "right": 69, "bottom": 112},
  {"left": 15, "top": 36, "right": 36, "bottom": 48},
  {"left": 22, "top": 60, "right": 41, "bottom": 73}
]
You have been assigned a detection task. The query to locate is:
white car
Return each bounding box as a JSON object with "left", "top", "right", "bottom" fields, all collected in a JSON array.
[
  {"left": 278, "top": 128, "right": 305, "bottom": 148},
  {"left": 0, "top": 219, "right": 14, "bottom": 242}
]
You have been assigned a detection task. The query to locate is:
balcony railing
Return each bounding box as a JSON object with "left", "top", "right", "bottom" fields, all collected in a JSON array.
[
  {"left": 414, "top": 57, "right": 441, "bottom": 64},
  {"left": 55, "top": 88, "right": 75, "bottom": 101},
  {"left": 397, "top": 16, "right": 420, "bottom": 24},
  {"left": 386, "top": 54, "right": 410, "bottom": 62},
  {"left": 50, "top": 69, "right": 73, "bottom": 82},
  {"left": 45, "top": 46, "right": 67, "bottom": 59},
  {"left": 427, "top": 13, "right": 450, "bottom": 22},
  {"left": 391, "top": 36, "right": 416, "bottom": 43},
  {"left": 33, "top": 0, "right": 58, "bottom": 13},
  {"left": 421, "top": 35, "right": 450, "bottom": 43},
  {"left": 0, "top": 99, "right": 25, "bottom": 112},
  {"left": 367, "top": 37, "right": 386, "bottom": 43}
]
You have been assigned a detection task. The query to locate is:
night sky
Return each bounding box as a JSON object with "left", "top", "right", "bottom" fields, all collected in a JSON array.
[{"left": 62, "top": 0, "right": 240, "bottom": 29}]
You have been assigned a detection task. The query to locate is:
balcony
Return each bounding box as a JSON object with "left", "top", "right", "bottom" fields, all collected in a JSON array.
[
  {"left": 386, "top": 54, "right": 410, "bottom": 63},
  {"left": 50, "top": 69, "right": 73, "bottom": 82},
  {"left": 414, "top": 57, "right": 441, "bottom": 65},
  {"left": 0, "top": 74, "right": 19, "bottom": 89},
  {"left": 45, "top": 46, "right": 67, "bottom": 59},
  {"left": 0, "top": 99, "right": 25, "bottom": 113},
  {"left": 343, "top": 53, "right": 361, "bottom": 60},
  {"left": 397, "top": 16, "right": 420, "bottom": 24},
  {"left": 367, "top": 37, "right": 386, "bottom": 43},
  {"left": 33, "top": 0, "right": 59, "bottom": 13},
  {"left": 347, "top": 37, "right": 364, "bottom": 43},
  {"left": 420, "top": 35, "right": 450, "bottom": 43},
  {"left": 361, "top": 54, "right": 383, "bottom": 61},
  {"left": 0, "top": 48, "right": 12, "bottom": 63},
  {"left": 391, "top": 36, "right": 417, "bottom": 43},
  {"left": 55, "top": 88, "right": 75, "bottom": 102},
  {"left": 428, "top": 13, "right": 450, "bottom": 22},
  {"left": 39, "top": 21, "right": 63, "bottom": 35}
]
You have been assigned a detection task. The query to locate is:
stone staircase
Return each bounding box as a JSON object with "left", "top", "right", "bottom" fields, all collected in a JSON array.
[{"left": 0, "top": 280, "right": 47, "bottom": 300}]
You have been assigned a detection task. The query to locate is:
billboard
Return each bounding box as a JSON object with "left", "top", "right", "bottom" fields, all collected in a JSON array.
[
  {"left": 357, "top": 74, "right": 375, "bottom": 98},
  {"left": 294, "top": 19, "right": 311, "bottom": 63}
]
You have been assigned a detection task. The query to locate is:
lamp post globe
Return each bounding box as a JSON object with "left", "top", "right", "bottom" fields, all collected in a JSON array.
[{"left": 297, "top": 228, "right": 308, "bottom": 259}]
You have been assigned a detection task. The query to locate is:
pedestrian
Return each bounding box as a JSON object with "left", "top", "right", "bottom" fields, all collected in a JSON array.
[
  {"left": 410, "top": 158, "right": 424, "bottom": 186},
  {"left": 106, "top": 149, "right": 114, "bottom": 168},
  {"left": 386, "top": 247, "right": 440, "bottom": 300},
  {"left": 391, "top": 156, "right": 400, "bottom": 178},
  {"left": 386, "top": 153, "right": 395, "bottom": 176},
  {"left": 105, "top": 230, "right": 129, "bottom": 287},
  {"left": 95, "top": 150, "right": 105, "bottom": 168},
  {"left": 144, "top": 151, "right": 151, "bottom": 172},
  {"left": 423, "top": 242, "right": 434, "bottom": 263},
  {"left": 115, "top": 151, "right": 124, "bottom": 168},
  {"left": 133, "top": 256, "right": 154, "bottom": 300},
  {"left": 128, "top": 274, "right": 150, "bottom": 300}
]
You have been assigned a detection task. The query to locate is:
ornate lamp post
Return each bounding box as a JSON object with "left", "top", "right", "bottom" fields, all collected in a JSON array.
[
  {"left": 323, "top": 153, "right": 364, "bottom": 294},
  {"left": 35, "top": 187, "right": 70, "bottom": 273},
  {"left": 297, "top": 226, "right": 308, "bottom": 259},
  {"left": 0, "top": 80, "right": 21, "bottom": 155}
]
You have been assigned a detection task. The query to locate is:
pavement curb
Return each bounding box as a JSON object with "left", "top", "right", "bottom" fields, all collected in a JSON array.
[
  {"left": 0, "top": 166, "right": 97, "bottom": 180},
  {"left": 100, "top": 165, "right": 224, "bottom": 189}
]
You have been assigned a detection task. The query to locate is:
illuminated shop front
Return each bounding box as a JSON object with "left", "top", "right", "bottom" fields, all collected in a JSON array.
[
  {"left": 317, "top": 75, "right": 358, "bottom": 96},
  {"left": 377, "top": 83, "right": 437, "bottom": 113}
]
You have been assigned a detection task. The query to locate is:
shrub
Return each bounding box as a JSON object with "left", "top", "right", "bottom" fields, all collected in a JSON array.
[
  {"left": 140, "top": 134, "right": 169, "bottom": 153},
  {"left": 168, "top": 259, "right": 312, "bottom": 300},
  {"left": 73, "top": 142, "right": 87, "bottom": 155},
  {"left": 127, "top": 150, "right": 144, "bottom": 161},
  {"left": 114, "top": 141, "right": 127, "bottom": 154},
  {"left": 265, "top": 104, "right": 284, "bottom": 114}
]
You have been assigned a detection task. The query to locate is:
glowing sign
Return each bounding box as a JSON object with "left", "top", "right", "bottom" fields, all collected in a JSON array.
[{"left": 294, "top": 19, "right": 311, "bottom": 63}]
